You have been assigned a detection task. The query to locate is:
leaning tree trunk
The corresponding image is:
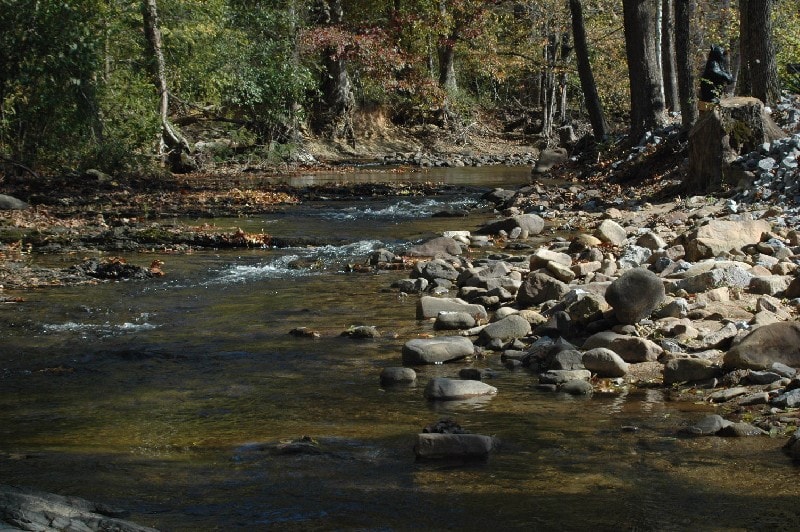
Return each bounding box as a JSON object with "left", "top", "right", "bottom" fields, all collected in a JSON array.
[
  {"left": 738, "top": 0, "right": 780, "bottom": 106},
  {"left": 142, "top": 0, "right": 191, "bottom": 172},
  {"left": 674, "top": 0, "right": 697, "bottom": 130},
  {"left": 623, "top": 0, "right": 666, "bottom": 142},
  {"left": 569, "top": 0, "right": 608, "bottom": 140}
]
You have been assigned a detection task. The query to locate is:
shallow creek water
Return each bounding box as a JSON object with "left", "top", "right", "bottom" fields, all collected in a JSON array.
[{"left": 1, "top": 167, "right": 799, "bottom": 530}]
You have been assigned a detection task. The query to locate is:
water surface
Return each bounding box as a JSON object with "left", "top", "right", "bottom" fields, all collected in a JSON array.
[{"left": 1, "top": 167, "right": 798, "bottom": 530}]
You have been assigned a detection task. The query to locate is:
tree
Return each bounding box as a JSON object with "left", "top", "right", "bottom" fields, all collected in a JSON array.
[
  {"left": 674, "top": 0, "right": 698, "bottom": 130},
  {"left": 661, "top": 0, "right": 679, "bottom": 112},
  {"left": 569, "top": 0, "right": 608, "bottom": 140},
  {"left": 622, "top": 0, "right": 666, "bottom": 141},
  {"left": 142, "top": 0, "right": 191, "bottom": 171},
  {"left": 738, "top": 0, "right": 780, "bottom": 106}
]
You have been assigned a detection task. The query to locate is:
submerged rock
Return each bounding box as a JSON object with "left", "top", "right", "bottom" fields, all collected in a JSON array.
[{"left": 414, "top": 433, "right": 496, "bottom": 461}]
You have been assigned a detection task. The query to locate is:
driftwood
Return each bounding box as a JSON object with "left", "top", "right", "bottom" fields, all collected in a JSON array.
[{"left": 686, "top": 97, "right": 785, "bottom": 192}]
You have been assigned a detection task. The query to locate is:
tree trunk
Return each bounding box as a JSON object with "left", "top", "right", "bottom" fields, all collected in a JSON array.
[
  {"left": 686, "top": 97, "right": 785, "bottom": 192},
  {"left": 674, "top": 0, "right": 697, "bottom": 130},
  {"left": 738, "top": 0, "right": 779, "bottom": 106},
  {"left": 318, "top": 0, "right": 355, "bottom": 145},
  {"left": 623, "top": 0, "right": 666, "bottom": 142},
  {"left": 569, "top": 0, "right": 608, "bottom": 140},
  {"left": 661, "top": 0, "right": 679, "bottom": 113},
  {"left": 142, "top": 0, "right": 191, "bottom": 172},
  {"left": 437, "top": 42, "right": 457, "bottom": 92}
]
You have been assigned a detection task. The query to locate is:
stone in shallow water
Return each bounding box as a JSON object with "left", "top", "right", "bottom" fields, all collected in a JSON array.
[
  {"left": 423, "top": 377, "right": 497, "bottom": 401},
  {"left": 402, "top": 336, "right": 475, "bottom": 365},
  {"left": 414, "top": 433, "right": 496, "bottom": 461},
  {"left": 380, "top": 367, "right": 417, "bottom": 385},
  {"left": 718, "top": 422, "right": 765, "bottom": 437},
  {"left": 680, "top": 414, "right": 732, "bottom": 436}
]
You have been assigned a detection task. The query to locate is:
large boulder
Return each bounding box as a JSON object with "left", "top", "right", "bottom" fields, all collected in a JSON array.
[
  {"left": 423, "top": 378, "right": 497, "bottom": 400},
  {"left": 605, "top": 268, "right": 666, "bottom": 324},
  {"left": 723, "top": 321, "right": 800, "bottom": 370},
  {"left": 663, "top": 357, "right": 720, "bottom": 385},
  {"left": 402, "top": 336, "right": 475, "bottom": 365},
  {"left": 683, "top": 218, "right": 772, "bottom": 261},
  {"left": 0, "top": 194, "right": 28, "bottom": 210}
]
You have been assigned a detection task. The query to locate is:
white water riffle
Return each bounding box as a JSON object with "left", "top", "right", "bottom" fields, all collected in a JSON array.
[
  {"left": 319, "top": 197, "right": 486, "bottom": 220},
  {"left": 208, "top": 239, "right": 389, "bottom": 285}
]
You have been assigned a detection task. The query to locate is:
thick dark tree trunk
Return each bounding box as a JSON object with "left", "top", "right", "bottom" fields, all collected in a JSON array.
[
  {"left": 142, "top": 0, "right": 191, "bottom": 172},
  {"left": 623, "top": 0, "right": 666, "bottom": 142},
  {"left": 318, "top": 0, "right": 355, "bottom": 144},
  {"left": 569, "top": 0, "right": 608, "bottom": 140},
  {"left": 437, "top": 42, "right": 457, "bottom": 92},
  {"left": 738, "top": 0, "right": 779, "bottom": 106},
  {"left": 661, "top": 0, "right": 679, "bottom": 113},
  {"left": 674, "top": 0, "right": 697, "bottom": 130}
]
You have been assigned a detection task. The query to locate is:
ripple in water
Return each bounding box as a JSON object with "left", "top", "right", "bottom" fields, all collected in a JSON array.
[
  {"left": 209, "top": 240, "right": 387, "bottom": 284},
  {"left": 322, "top": 198, "right": 483, "bottom": 220}
]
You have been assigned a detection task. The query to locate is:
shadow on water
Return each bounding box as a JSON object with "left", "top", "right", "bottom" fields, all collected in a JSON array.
[{"left": 1, "top": 166, "right": 798, "bottom": 529}]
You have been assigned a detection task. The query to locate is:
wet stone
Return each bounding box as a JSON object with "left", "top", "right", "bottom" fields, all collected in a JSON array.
[{"left": 681, "top": 414, "right": 732, "bottom": 436}]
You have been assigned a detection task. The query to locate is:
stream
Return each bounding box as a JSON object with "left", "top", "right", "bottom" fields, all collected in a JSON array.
[{"left": 1, "top": 167, "right": 798, "bottom": 530}]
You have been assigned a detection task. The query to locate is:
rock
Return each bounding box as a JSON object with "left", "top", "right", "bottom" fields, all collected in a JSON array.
[
  {"left": 595, "top": 219, "right": 628, "bottom": 246},
  {"left": 380, "top": 367, "right": 417, "bottom": 385},
  {"left": 434, "top": 311, "right": 477, "bottom": 330},
  {"left": 416, "top": 296, "right": 487, "bottom": 321},
  {"left": 582, "top": 348, "right": 629, "bottom": 377},
  {"left": 680, "top": 414, "right": 732, "bottom": 436},
  {"left": 539, "top": 369, "right": 592, "bottom": 384},
  {"left": 477, "top": 213, "right": 545, "bottom": 237},
  {"left": 718, "top": 422, "right": 765, "bottom": 437},
  {"left": 784, "top": 429, "right": 800, "bottom": 460},
  {"left": 533, "top": 147, "right": 568, "bottom": 173},
  {"left": 670, "top": 263, "right": 753, "bottom": 294},
  {"left": 560, "top": 379, "right": 594, "bottom": 395},
  {"left": 479, "top": 314, "right": 531, "bottom": 342},
  {"left": 749, "top": 275, "right": 792, "bottom": 296},
  {"left": 516, "top": 272, "right": 569, "bottom": 307},
  {"left": 0, "top": 194, "right": 29, "bottom": 210},
  {"left": 406, "top": 236, "right": 462, "bottom": 257},
  {"left": 417, "top": 259, "right": 460, "bottom": 281},
  {"left": 723, "top": 321, "right": 800, "bottom": 370},
  {"left": 0, "top": 484, "right": 159, "bottom": 532},
  {"left": 708, "top": 387, "right": 749, "bottom": 403},
  {"left": 663, "top": 358, "right": 719, "bottom": 385},
  {"left": 548, "top": 349, "right": 586, "bottom": 371},
  {"left": 582, "top": 331, "right": 663, "bottom": 363},
  {"left": 683, "top": 218, "right": 772, "bottom": 261},
  {"left": 771, "top": 388, "right": 800, "bottom": 408},
  {"left": 423, "top": 377, "right": 497, "bottom": 400},
  {"left": 341, "top": 325, "right": 380, "bottom": 338},
  {"left": 414, "top": 433, "right": 496, "bottom": 460},
  {"left": 747, "top": 370, "right": 783, "bottom": 385},
  {"left": 402, "top": 336, "right": 475, "bottom": 365},
  {"left": 393, "top": 278, "right": 429, "bottom": 293},
  {"left": 530, "top": 247, "right": 572, "bottom": 269},
  {"left": 605, "top": 268, "right": 666, "bottom": 324},
  {"left": 458, "top": 368, "right": 496, "bottom": 381}
]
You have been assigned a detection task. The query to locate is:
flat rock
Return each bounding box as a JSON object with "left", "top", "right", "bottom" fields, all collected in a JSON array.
[
  {"left": 663, "top": 358, "right": 719, "bottom": 385},
  {"left": 414, "top": 433, "right": 496, "bottom": 460},
  {"left": 683, "top": 218, "right": 772, "bottom": 261},
  {"left": 406, "top": 236, "right": 463, "bottom": 257},
  {"left": 417, "top": 296, "right": 487, "bottom": 320},
  {"left": 560, "top": 379, "right": 594, "bottom": 395},
  {"left": 539, "top": 369, "right": 592, "bottom": 384},
  {"left": 582, "top": 331, "right": 663, "bottom": 363},
  {"left": 718, "top": 422, "right": 765, "bottom": 437},
  {"left": 479, "top": 314, "right": 531, "bottom": 342},
  {"left": 0, "top": 484, "right": 159, "bottom": 532},
  {"left": 680, "top": 414, "right": 732, "bottom": 436},
  {"left": 402, "top": 336, "right": 475, "bottom": 365},
  {"left": 423, "top": 377, "right": 497, "bottom": 400},
  {"left": 0, "top": 194, "right": 28, "bottom": 210}
]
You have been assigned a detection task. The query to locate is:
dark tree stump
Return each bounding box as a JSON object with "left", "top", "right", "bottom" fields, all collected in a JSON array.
[{"left": 686, "top": 97, "right": 785, "bottom": 192}]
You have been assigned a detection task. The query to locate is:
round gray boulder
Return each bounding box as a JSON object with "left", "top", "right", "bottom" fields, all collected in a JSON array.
[
  {"left": 402, "top": 336, "right": 475, "bottom": 365},
  {"left": 423, "top": 377, "right": 497, "bottom": 400},
  {"left": 605, "top": 268, "right": 666, "bottom": 324},
  {"left": 582, "top": 347, "right": 629, "bottom": 377}
]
